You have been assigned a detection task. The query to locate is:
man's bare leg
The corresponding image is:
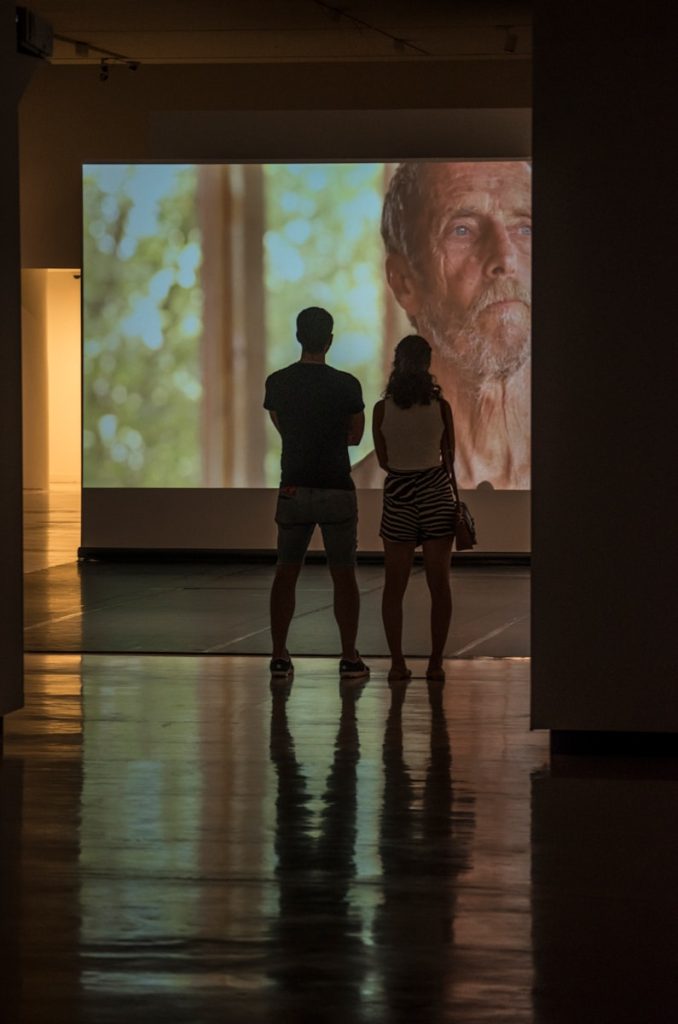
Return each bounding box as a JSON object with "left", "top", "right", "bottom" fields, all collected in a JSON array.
[
  {"left": 270, "top": 563, "right": 303, "bottom": 659},
  {"left": 329, "top": 565, "right": 361, "bottom": 660}
]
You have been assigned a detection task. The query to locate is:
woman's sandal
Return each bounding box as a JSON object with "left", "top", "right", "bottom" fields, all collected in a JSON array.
[
  {"left": 388, "top": 667, "right": 412, "bottom": 683},
  {"left": 425, "top": 665, "right": 446, "bottom": 682}
]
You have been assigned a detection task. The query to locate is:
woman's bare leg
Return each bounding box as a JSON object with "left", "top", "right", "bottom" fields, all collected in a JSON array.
[
  {"left": 381, "top": 540, "right": 416, "bottom": 677},
  {"left": 422, "top": 536, "right": 454, "bottom": 675}
]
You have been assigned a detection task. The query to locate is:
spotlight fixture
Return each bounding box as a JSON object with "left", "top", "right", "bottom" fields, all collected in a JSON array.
[{"left": 99, "top": 58, "right": 108, "bottom": 82}]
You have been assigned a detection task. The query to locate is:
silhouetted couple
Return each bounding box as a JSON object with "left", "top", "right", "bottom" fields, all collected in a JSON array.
[{"left": 264, "top": 307, "right": 459, "bottom": 683}]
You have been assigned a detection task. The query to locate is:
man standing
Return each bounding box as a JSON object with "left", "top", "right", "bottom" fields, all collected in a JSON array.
[
  {"left": 353, "top": 160, "right": 532, "bottom": 490},
  {"left": 264, "top": 307, "right": 369, "bottom": 681}
]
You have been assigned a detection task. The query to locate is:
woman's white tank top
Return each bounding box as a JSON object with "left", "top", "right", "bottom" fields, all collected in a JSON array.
[{"left": 381, "top": 397, "right": 444, "bottom": 471}]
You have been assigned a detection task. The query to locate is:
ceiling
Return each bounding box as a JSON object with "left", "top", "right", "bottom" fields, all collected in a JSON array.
[{"left": 25, "top": 0, "right": 532, "bottom": 66}]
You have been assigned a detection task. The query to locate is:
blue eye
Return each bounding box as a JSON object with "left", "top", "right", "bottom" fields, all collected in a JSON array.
[
  {"left": 517, "top": 224, "right": 532, "bottom": 236},
  {"left": 451, "top": 224, "right": 471, "bottom": 236}
]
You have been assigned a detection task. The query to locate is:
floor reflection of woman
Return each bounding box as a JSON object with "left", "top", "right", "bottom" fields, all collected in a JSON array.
[
  {"left": 373, "top": 681, "right": 475, "bottom": 1022},
  {"left": 372, "top": 335, "right": 459, "bottom": 683}
]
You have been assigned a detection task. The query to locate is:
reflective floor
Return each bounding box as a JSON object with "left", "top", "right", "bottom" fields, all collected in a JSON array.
[
  {"left": 22, "top": 487, "right": 529, "bottom": 658},
  {"left": 3, "top": 655, "right": 678, "bottom": 1023},
  {"left": 23, "top": 561, "right": 530, "bottom": 657},
  {"left": 23, "top": 486, "right": 81, "bottom": 574},
  {"left": 13, "top": 491, "right": 678, "bottom": 1021}
]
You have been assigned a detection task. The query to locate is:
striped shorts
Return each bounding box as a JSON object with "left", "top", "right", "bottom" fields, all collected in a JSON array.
[{"left": 380, "top": 465, "right": 458, "bottom": 545}]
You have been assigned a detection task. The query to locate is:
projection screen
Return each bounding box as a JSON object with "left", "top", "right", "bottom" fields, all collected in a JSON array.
[{"left": 82, "top": 160, "right": 531, "bottom": 551}]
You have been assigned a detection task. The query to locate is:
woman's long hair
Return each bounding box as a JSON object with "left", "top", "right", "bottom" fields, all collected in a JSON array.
[{"left": 384, "top": 335, "right": 441, "bottom": 409}]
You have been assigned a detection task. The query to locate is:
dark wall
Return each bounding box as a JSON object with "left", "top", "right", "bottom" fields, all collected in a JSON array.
[
  {"left": 0, "top": 8, "right": 37, "bottom": 720},
  {"left": 19, "top": 58, "right": 531, "bottom": 268},
  {"left": 531, "top": 8, "right": 678, "bottom": 730}
]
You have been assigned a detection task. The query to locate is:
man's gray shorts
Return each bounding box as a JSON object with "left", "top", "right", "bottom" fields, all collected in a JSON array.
[{"left": 275, "top": 486, "right": 358, "bottom": 567}]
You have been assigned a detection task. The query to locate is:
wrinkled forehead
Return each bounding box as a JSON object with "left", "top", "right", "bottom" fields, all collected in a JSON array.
[
  {"left": 398, "top": 161, "right": 531, "bottom": 268},
  {"left": 421, "top": 160, "right": 531, "bottom": 217}
]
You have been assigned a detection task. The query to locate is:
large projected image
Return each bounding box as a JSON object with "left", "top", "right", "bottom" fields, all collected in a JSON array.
[{"left": 83, "top": 161, "right": 531, "bottom": 490}]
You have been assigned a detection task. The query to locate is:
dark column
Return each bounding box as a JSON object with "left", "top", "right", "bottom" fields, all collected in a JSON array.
[
  {"left": 532, "top": 7, "right": 678, "bottom": 744},
  {"left": 0, "top": 4, "right": 37, "bottom": 726}
]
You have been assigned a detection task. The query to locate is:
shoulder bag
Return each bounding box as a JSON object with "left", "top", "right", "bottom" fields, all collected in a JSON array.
[{"left": 440, "top": 402, "right": 477, "bottom": 550}]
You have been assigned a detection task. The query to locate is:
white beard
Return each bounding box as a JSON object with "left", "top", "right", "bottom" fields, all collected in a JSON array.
[{"left": 416, "top": 283, "right": 531, "bottom": 387}]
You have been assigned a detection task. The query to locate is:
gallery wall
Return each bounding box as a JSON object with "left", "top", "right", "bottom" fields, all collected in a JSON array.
[
  {"left": 20, "top": 64, "right": 532, "bottom": 555},
  {"left": 531, "top": 6, "right": 678, "bottom": 734},
  {"left": 20, "top": 60, "right": 531, "bottom": 269},
  {"left": 1, "top": 11, "right": 39, "bottom": 722}
]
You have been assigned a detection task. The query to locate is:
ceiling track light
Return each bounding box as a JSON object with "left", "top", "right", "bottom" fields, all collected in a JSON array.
[
  {"left": 53, "top": 31, "right": 139, "bottom": 73},
  {"left": 314, "top": 0, "right": 429, "bottom": 56},
  {"left": 98, "top": 57, "right": 140, "bottom": 80},
  {"left": 317, "top": 1, "right": 346, "bottom": 21}
]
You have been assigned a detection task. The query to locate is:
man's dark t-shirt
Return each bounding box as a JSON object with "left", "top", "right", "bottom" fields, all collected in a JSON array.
[{"left": 264, "top": 363, "right": 364, "bottom": 490}]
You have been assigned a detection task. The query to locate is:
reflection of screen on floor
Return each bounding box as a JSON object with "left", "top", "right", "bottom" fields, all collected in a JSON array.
[{"left": 82, "top": 161, "right": 531, "bottom": 491}]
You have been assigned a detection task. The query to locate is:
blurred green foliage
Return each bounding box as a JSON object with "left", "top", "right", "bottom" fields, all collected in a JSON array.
[
  {"left": 263, "top": 164, "right": 389, "bottom": 485},
  {"left": 84, "top": 163, "right": 390, "bottom": 489},
  {"left": 83, "top": 165, "right": 203, "bottom": 487}
]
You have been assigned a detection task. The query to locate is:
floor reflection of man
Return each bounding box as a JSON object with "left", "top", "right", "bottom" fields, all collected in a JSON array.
[
  {"left": 373, "top": 681, "right": 475, "bottom": 1022},
  {"left": 267, "top": 680, "right": 369, "bottom": 1023}
]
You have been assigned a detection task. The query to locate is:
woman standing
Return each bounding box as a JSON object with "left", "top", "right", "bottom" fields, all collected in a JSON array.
[{"left": 373, "top": 335, "right": 458, "bottom": 683}]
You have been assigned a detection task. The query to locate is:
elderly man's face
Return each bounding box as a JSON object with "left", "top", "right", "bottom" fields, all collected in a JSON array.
[{"left": 389, "top": 162, "right": 532, "bottom": 383}]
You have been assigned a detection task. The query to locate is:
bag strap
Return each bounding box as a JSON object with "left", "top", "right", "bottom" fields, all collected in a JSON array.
[
  {"left": 449, "top": 461, "right": 462, "bottom": 507},
  {"left": 440, "top": 399, "right": 461, "bottom": 505}
]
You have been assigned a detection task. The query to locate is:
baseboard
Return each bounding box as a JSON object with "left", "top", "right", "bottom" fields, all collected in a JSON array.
[
  {"left": 77, "top": 547, "right": 531, "bottom": 567},
  {"left": 551, "top": 730, "right": 678, "bottom": 756}
]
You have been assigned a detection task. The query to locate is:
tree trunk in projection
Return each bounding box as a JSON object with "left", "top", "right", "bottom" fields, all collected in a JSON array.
[
  {"left": 198, "top": 165, "right": 232, "bottom": 487},
  {"left": 238, "top": 164, "right": 266, "bottom": 487},
  {"left": 199, "top": 164, "right": 266, "bottom": 488},
  {"left": 381, "top": 162, "right": 410, "bottom": 385}
]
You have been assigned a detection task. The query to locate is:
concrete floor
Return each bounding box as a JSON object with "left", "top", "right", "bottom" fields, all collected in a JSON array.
[
  {"left": 23, "top": 487, "right": 529, "bottom": 659},
  {"left": 4, "top": 656, "right": 678, "bottom": 1023},
  {"left": 24, "top": 560, "right": 529, "bottom": 657},
  {"left": 11, "top": 489, "right": 678, "bottom": 1023}
]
